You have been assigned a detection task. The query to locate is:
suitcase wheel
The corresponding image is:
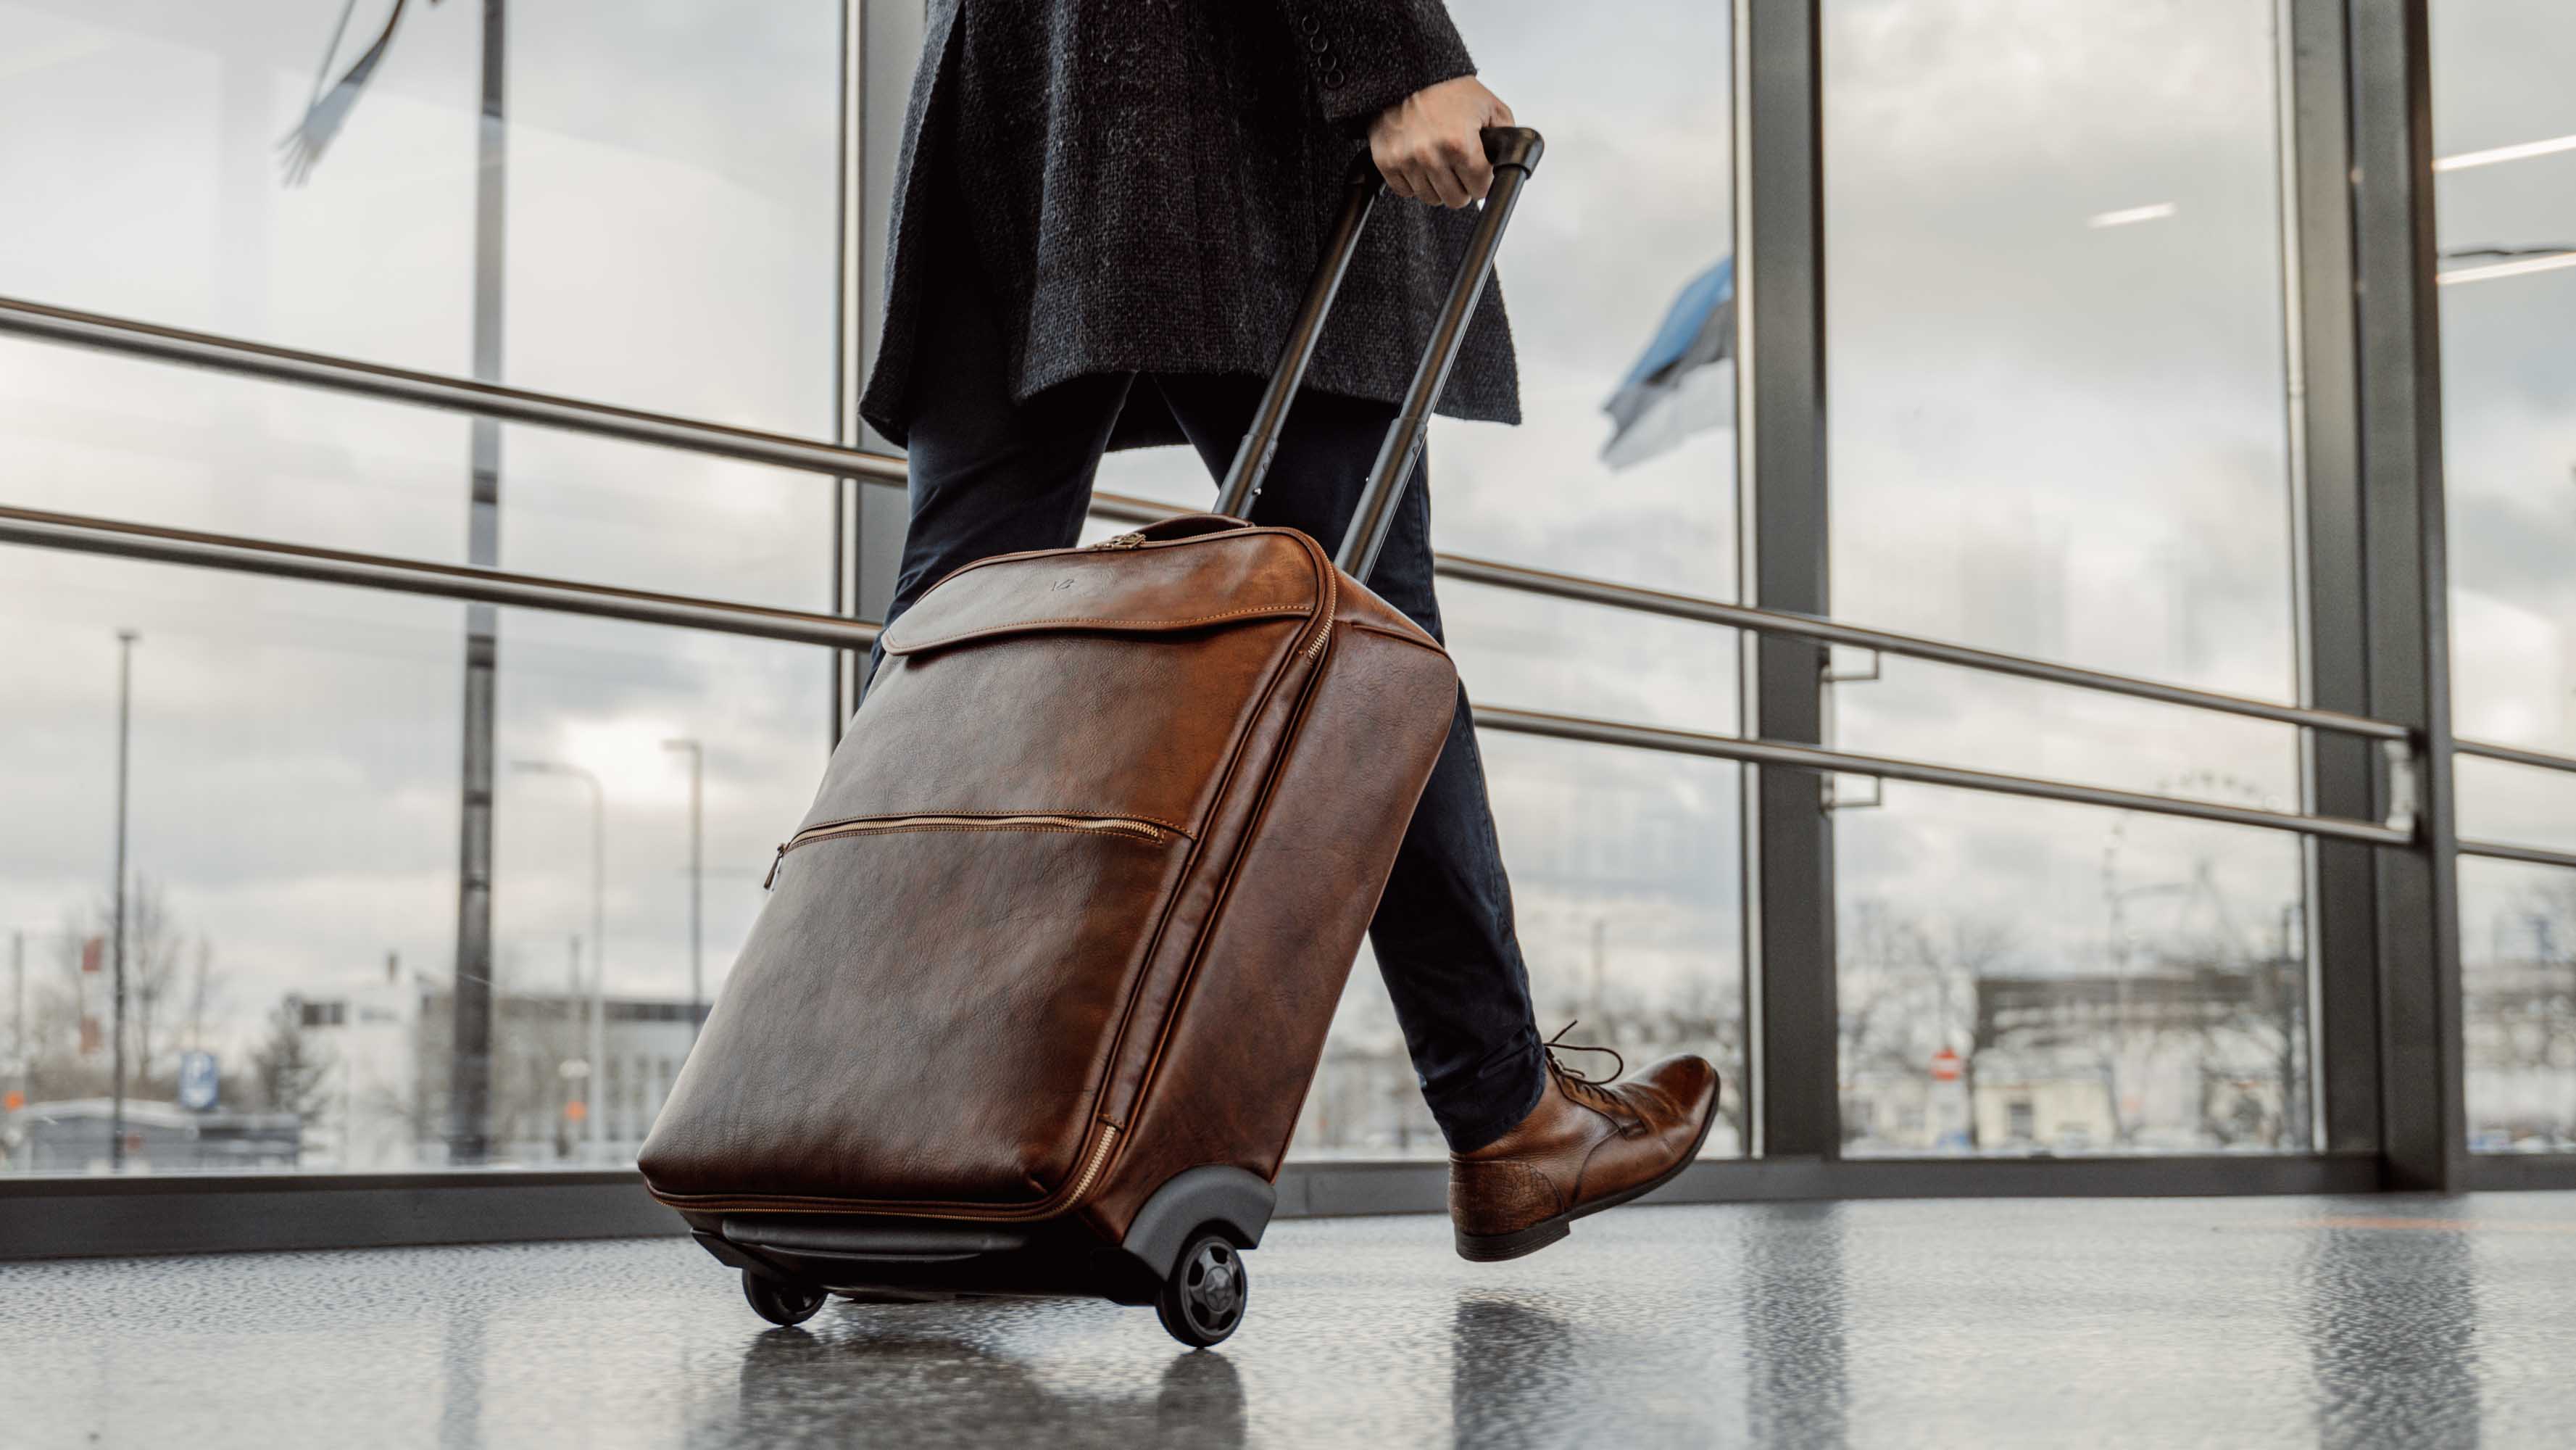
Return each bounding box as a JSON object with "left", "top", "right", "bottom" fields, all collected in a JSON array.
[
  {"left": 1155, "top": 1232, "right": 1249, "bottom": 1348},
  {"left": 741, "top": 1268, "right": 828, "bottom": 1327}
]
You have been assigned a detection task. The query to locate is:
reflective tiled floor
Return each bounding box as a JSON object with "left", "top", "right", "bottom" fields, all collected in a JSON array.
[{"left": 7, "top": 1193, "right": 2575, "bottom": 1449}]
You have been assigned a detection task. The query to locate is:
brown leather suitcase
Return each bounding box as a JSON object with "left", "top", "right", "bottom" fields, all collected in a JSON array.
[{"left": 640, "top": 129, "right": 1542, "bottom": 1348}]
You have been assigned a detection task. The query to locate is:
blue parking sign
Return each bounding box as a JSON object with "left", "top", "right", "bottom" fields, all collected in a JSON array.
[{"left": 178, "top": 1051, "right": 220, "bottom": 1111}]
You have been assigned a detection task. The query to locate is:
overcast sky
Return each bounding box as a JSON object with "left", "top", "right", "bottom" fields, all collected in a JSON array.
[{"left": 1, "top": 1, "right": 2569, "bottom": 1139}]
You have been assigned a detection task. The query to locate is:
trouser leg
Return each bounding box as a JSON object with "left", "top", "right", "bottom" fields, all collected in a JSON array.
[
  {"left": 865, "top": 252, "right": 1132, "bottom": 689},
  {"left": 1151, "top": 376, "right": 1546, "bottom": 1153}
]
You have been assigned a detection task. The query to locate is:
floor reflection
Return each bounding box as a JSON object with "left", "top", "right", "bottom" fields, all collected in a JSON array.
[
  {"left": 2301, "top": 1221, "right": 2484, "bottom": 1450},
  {"left": 9, "top": 1198, "right": 2568, "bottom": 1449},
  {"left": 696, "top": 1315, "right": 1245, "bottom": 1450},
  {"left": 1448, "top": 1296, "right": 1583, "bottom": 1449},
  {"left": 440, "top": 1296, "right": 486, "bottom": 1450},
  {"left": 1742, "top": 1201, "right": 1849, "bottom": 1449}
]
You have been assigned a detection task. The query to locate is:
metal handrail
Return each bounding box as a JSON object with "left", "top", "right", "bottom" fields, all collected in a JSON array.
[
  {"left": 0, "top": 501, "right": 2413, "bottom": 848},
  {"left": 1053, "top": 489, "right": 2407, "bottom": 745},
  {"left": 1474, "top": 705, "right": 2412, "bottom": 847},
  {"left": 2455, "top": 737, "right": 2576, "bottom": 776},
  {"left": 1431, "top": 555, "right": 2406, "bottom": 742},
  {"left": 0, "top": 505, "right": 881, "bottom": 650},
  {"left": 0, "top": 294, "right": 906, "bottom": 483},
  {"left": 2456, "top": 837, "right": 2576, "bottom": 872},
  {"left": 0, "top": 291, "right": 2408, "bottom": 748}
]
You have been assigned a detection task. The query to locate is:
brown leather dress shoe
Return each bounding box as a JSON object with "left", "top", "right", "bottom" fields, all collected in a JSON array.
[{"left": 1448, "top": 1027, "right": 1721, "bottom": 1262}]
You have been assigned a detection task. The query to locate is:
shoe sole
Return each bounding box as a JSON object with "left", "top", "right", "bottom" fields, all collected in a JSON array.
[{"left": 1453, "top": 1093, "right": 1723, "bottom": 1264}]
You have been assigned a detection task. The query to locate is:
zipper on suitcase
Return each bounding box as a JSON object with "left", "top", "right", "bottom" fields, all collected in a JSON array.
[
  {"left": 1060, "top": 1122, "right": 1120, "bottom": 1207},
  {"left": 765, "top": 813, "right": 1171, "bottom": 888},
  {"left": 1303, "top": 556, "right": 1338, "bottom": 661}
]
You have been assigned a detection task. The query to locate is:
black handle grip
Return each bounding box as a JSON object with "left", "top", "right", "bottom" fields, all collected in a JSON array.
[{"left": 1213, "top": 127, "right": 1546, "bottom": 577}]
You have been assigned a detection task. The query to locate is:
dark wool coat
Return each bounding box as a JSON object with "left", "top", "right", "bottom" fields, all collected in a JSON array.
[{"left": 857, "top": 0, "right": 1521, "bottom": 450}]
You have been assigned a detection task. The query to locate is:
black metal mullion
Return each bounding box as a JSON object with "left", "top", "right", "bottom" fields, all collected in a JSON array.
[
  {"left": 847, "top": 0, "right": 925, "bottom": 718},
  {"left": 830, "top": 0, "right": 862, "bottom": 744},
  {"left": 2348, "top": 0, "right": 2464, "bottom": 1192},
  {"left": 446, "top": 0, "right": 508, "bottom": 1169},
  {"left": 2288, "top": 0, "right": 2383, "bottom": 1157},
  {"left": 1740, "top": 0, "right": 1837, "bottom": 1161}
]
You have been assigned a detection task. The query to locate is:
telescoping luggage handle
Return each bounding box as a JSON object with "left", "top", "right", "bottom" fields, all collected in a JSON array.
[{"left": 1211, "top": 125, "right": 1545, "bottom": 584}]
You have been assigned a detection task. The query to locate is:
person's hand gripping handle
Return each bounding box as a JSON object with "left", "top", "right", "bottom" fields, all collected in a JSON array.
[{"left": 1368, "top": 75, "right": 1516, "bottom": 207}]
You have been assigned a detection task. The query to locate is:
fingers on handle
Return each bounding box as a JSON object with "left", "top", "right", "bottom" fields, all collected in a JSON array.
[
  {"left": 1460, "top": 152, "right": 1495, "bottom": 203},
  {"left": 1373, "top": 143, "right": 1413, "bottom": 199}
]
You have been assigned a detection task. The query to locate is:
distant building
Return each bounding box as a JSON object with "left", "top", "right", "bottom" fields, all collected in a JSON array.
[
  {"left": 295, "top": 975, "right": 708, "bottom": 1168},
  {"left": 7, "top": 1098, "right": 302, "bottom": 1173},
  {"left": 1845, "top": 961, "right": 2303, "bottom": 1155}
]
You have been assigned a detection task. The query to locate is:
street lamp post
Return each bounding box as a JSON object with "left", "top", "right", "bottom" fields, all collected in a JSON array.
[
  {"left": 662, "top": 739, "right": 703, "bottom": 1042},
  {"left": 512, "top": 759, "right": 604, "bottom": 1159},
  {"left": 109, "top": 629, "right": 137, "bottom": 1171}
]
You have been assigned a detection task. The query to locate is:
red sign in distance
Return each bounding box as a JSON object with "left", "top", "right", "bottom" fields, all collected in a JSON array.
[{"left": 1930, "top": 1047, "right": 1964, "bottom": 1082}]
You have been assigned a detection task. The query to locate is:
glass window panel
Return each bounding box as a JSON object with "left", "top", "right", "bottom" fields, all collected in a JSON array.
[
  {"left": 1823, "top": 0, "right": 2309, "bottom": 1155},
  {"left": 1824, "top": 0, "right": 2295, "bottom": 697},
  {"left": 0, "top": 1, "right": 839, "bottom": 428},
  {"left": 2456, "top": 758, "right": 2576, "bottom": 859},
  {"left": 2460, "top": 857, "right": 2576, "bottom": 1153},
  {"left": 503, "top": 0, "right": 839, "bottom": 429},
  {"left": 0, "top": 553, "right": 824, "bottom": 1172},
  {"left": 0, "top": 0, "right": 480, "bottom": 372},
  {"left": 1838, "top": 792, "right": 2310, "bottom": 1156},
  {"left": 2432, "top": 0, "right": 2576, "bottom": 831},
  {"left": 2434, "top": 1, "right": 2576, "bottom": 1155}
]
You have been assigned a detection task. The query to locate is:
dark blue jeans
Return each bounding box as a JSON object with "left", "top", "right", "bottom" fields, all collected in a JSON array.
[{"left": 867, "top": 255, "right": 1545, "bottom": 1154}]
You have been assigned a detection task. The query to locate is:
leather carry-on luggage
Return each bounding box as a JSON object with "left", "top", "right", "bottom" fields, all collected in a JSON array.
[{"left": 639, "top": 128, "right": 1544, "bottom": 1348}]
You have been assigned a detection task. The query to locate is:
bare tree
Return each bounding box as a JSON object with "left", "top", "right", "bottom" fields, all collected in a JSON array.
[
  {"left": 29, "top": 915, "right": 107, "bottom": 1100},
  {"left": 25, "top": 887, "right": 228, "bottom": 1105},
  {"left": 249, "top": 997, "right": 336, "bottom": 1120},
  {"left": 2464, "top": 878, "right": 2576, "bottom": 1142},
  {"left": 120, "top": 878, "right": 192, "bottom": 1095},
  {"left": 1841, "top": 902, "right": 2000, "bottom": 1082}
]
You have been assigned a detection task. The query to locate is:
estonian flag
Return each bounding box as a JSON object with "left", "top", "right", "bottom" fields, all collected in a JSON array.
[{"left": 1600, "top": 258, "right": 1734, "bottom": 472}]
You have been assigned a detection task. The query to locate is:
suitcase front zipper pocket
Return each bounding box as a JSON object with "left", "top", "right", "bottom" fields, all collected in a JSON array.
[{"left": 765, "top": 812, "right": 1175, "bottom": 889}]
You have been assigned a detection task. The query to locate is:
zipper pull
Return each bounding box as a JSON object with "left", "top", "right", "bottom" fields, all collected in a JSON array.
[
  {"left": 1086, "top": 531, "right": 1147, "bottom": 551},
  {"left": 763, "top": 842, "right": 787, "bottom": 890}
]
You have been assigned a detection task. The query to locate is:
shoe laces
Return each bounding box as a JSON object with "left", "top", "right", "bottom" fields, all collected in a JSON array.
[{"left": 1543, "top": 1021, "right": 1628, "bottom": 1116}]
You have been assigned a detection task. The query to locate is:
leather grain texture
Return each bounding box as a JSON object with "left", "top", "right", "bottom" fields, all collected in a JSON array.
[
  {"left": 640, "top": 523, "right": 1458, "bottom": 1226},
  {"left": 641, "top": 828, "right": 1187, "bottom": 1208}
]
